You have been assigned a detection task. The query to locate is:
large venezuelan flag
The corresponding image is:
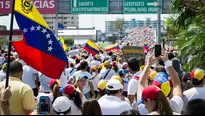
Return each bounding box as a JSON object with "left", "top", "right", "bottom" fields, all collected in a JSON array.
[
  {"left": 12, "top": 0, "right": 67, "bottom": 79},
  {"left": 84, "top": 40, "right": 99, "bottom": 55},
  {"left": 105, "top": 43, "right": 120, "bottom": 53}
]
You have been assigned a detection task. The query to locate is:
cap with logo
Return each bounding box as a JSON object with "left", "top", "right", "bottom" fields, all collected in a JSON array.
[
  {"left": 53, "top": 96, "right": 71, "bottom": 113},
  {"left": 106, "top": 79, "right": 123, "bottom": 91}
]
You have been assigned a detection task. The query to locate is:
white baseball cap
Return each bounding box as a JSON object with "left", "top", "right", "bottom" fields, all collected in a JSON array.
[
  {"left": 52, "top": 96, "right": 71, "bottom": 113},
  {"left": 106, "top": 79, "right": 123, "bottom": 91}
]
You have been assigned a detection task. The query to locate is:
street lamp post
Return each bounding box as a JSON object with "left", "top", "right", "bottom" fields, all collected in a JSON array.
[{"left": 157, "top": 0, "right": 161, "bottom": 44}]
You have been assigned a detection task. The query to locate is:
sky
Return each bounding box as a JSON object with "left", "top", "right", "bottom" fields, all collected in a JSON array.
[{"left": 0, "top": 14, "right": 169, "bottom": 32}]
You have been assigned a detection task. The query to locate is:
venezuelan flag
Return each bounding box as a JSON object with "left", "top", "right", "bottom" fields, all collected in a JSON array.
[
  {"left": 105, "top": 43, "right": 120, "bottom": 53},
  {"left": 12, "top": 0, "right": 67, "bottom": 79},
  {"left": 58, "top": 36, "right": 68, "bottom": 52},
  {"left": 143, "top": 43, "right": 149, "bottom": 53},
  {"left": 84, "top": 40, "right": 99, "bottom": 55}
]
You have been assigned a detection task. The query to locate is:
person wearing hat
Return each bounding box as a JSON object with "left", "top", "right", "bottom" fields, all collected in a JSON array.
[
  {"left": 0, "top": 63, "right": 7, "bottom": 82},
  {"left": 98, "top": 79, "right": 132, "bottom": 115},
  {"left": 137, "top": 52, "right": 184, "bottom": 114},
  {"left": 182, "top": 68, "right": 205, "bottom": 114},
  {"left": 61, "top": 85, "right": 82, "bottom": 115},
  {"left": 90, "top": 54, "right": 101, "bottom": 68},
  {"left": 72, "top": 61, "right": 95, "bottom": 100},
  {"left": 99, "top": 60, "right": 116, "bottom": 80},
  {"left": 90, "top": 65, "right": 100, "bottom": 98},
  {"left": 97, "top": 80, "right": 107, "bottom": 99},
  {"left": 52, "top": 96, "right": 72, "bottom": 115}
]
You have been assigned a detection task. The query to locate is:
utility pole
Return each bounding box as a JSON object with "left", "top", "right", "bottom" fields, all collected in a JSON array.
[
  {"left": 157, "top": 0, "right": 161, "bottom": 44},
  {"left": 55, "top": 0, "right": 59, "bottom": 38}
]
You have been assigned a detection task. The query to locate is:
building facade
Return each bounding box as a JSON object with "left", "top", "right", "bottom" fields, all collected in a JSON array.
[
  {"left": 42, "top": 14, "right": 79, "bottom": 29},
  {"left": 105, "top": 18, "right": 165, "bottom": 33}
]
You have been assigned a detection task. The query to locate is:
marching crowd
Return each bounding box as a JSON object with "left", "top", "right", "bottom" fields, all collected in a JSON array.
[{"left": 0, "top": 44, "right": 205, "bottom": 115}]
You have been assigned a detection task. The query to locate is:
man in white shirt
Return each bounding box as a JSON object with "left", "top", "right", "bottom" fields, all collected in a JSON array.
[
  {"left": 99, "top": 61, "right": 115, "bottom": 80},
  {"left": 98, "top": 79, "right": 133, "bottom": 115},
  {"left": 183, "top": 69, "right": 205, "bottom": 113},
  {"left": 22, "top": 65, "right": 39, "bottom": 97},
  {"left": 127, "top": 57, "right": 142, "bottom": 104}
]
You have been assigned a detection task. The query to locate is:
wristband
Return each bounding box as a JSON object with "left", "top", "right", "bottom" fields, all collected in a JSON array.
[
  {"left": 164, "top": 60, "right": 172, "bottom": 68},
  {"left": 1, "top": 99, "right": 10, "bottom": 106}
]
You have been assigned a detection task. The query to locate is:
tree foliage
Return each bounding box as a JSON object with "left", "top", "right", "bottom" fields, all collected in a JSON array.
[
  {"left": 113, "top": 18, "right": 124, "bottom": 32},
  {"left": 64, "top": 38, "right": 74, "bottom": 46},
  {"left": 167, "top": 0, "right": 205, "bottom": 71}
]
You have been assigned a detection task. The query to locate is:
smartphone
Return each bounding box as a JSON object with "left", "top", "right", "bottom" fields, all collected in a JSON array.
[
  {"left": 39, "top": 96, "right": 50, "bottom": 114},
  {"left": 123, "top": 69, "right": 129, "bottom": 74},
  {"left": 155, "top": 45, "right": 162, "bottom": 57}
]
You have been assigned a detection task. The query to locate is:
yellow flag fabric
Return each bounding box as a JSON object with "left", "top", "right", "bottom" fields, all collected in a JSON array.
[
  {"left": 58, "top": 36, "right": 68, "bottom": 51},
  {"left": 14, "top": 0, "right": 49, "bottom": 29}
]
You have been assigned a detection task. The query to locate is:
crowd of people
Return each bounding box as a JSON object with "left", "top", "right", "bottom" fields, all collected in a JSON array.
[{"left": 0, "top": 42, "right": 205, "bottom": 115}]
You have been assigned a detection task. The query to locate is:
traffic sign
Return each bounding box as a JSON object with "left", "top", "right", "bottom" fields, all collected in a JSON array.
[
  {"left": 123, "top": 0, "right": 158, "bottom": 14},
  {"left": 71, "top": 0, "right": 109, "bottom": 14}
]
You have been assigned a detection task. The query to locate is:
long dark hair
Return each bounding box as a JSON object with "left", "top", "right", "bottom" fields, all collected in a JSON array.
[
  {"left": 153, "top": 91, "right": 173, "bottom": 115},
  {"left": 82, "top": 99, "right": 102, "bottom": 115},
  {"left": 68, "top": 90, "right": 82, "bottom": 110}
]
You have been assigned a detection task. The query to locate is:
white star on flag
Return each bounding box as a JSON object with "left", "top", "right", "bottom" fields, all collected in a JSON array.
[
  {"left": 42, "top": 28, "right": 47, "bottom": 34},
  {"left": 46, "top": 33, "right": 51, "bottom": 39},
  {"left": 36, "top": 25, "right": 41, "bottom": 31},
  {"left": 48, "top": 39, "right": 53, "bottom": 45},
  {"left": 48, "top": 46, "right": 53, "bottom": 51},
  {"left": 30, "top": 26, "right": 35, "bottom": 31},
  {"left": 23, "top": 28, "right": 28, "bottom": 33}
]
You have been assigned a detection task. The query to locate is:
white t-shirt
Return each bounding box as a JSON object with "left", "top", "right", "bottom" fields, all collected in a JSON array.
[
  {"left": 122, "top": 78, "right": 129, "bottom": 92},
  {"left": 90, "top": 60, "right": 101, "bottom": 68},
  {"left": 72, "top": 70, "right": 92, "bottom": 94},
  {"left": 183, "top": 87, "right": 205, "bottom": 111},
  {"left": 39, "top": 73, "right": 51, "bottom": 93},
  {"left": 98, "top": 95, "right": 133, "bottom": 115},
  {"left": 37, "top": 93, "right": 54, "bottom": 103},
  {"left": 138, "top": 96, "right": 184, "bottom": 114},
  {"left": 70, "top": 100, "right": 82, "bottom": 115},
  {"left": 127, "top": 71, "right": 141, "bottom": 95},
  {"left": 92, "top": 72, "right": 100, "bottom": 92},
  {"left": 59, "top": 71, "right": 68, "bottom": 88},
  {"left": 22, "top": 65, "right": 38, "bottom": 89},
  {"left": 0, "top": 70, "right": 6, "bottom": 82},
  {"left": 99, "top": 69, "right": 116, "bottom": 80},
  {"left": 65, "top": 67, "right": 76, "bottom": 77}
]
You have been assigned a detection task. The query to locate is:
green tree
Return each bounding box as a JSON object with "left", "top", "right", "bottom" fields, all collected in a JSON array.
[
  {"left": 64, "top": 38, "right": 74, "bottom": 46},
  {"left": 113, "top": 18, "right": 124, "bottom": 32},
  {"left": 167, "top": 0, "right": 205, "bottom": 71}
]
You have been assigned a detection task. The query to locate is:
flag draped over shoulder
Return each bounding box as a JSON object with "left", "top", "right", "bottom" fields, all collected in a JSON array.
[
  {"left": 84, "top": 40, "right": 99, "bottom": 55},
  {"left": 12, "top": 0, "right": 67, "bottom": 79},
  {"left": 105, "top": 43, "right": 120, "bottom": 53}
]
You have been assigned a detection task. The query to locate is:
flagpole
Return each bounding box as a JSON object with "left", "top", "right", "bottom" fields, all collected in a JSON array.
[{"left": 5, "top": 0, "right": 15, "bottom": 88}]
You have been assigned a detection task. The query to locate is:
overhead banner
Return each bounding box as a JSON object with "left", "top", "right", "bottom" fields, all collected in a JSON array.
[
  {"left": 0, "top": 0, "right": 56, "bottom": 14},
  {"left": 122, "top": 46, "right": 144, "bottom": 61}
]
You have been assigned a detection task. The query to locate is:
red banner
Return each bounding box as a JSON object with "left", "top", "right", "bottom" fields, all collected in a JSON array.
[{"left": 0, "top": 0, "right": 56, "bottom": 14}]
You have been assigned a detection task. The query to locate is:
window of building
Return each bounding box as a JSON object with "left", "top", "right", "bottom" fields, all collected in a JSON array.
[
  {"left": 64, "top": 22, "right": 67, "bottom": 24},
  {"left": 71, "top": 21, "right": 74, "bottom": 24},
  {"left": 64, "top": 17, "right": 67, "bottom": 19},
  {"left": 71, "top": 17, "right": 74, "bottom": 19}
]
